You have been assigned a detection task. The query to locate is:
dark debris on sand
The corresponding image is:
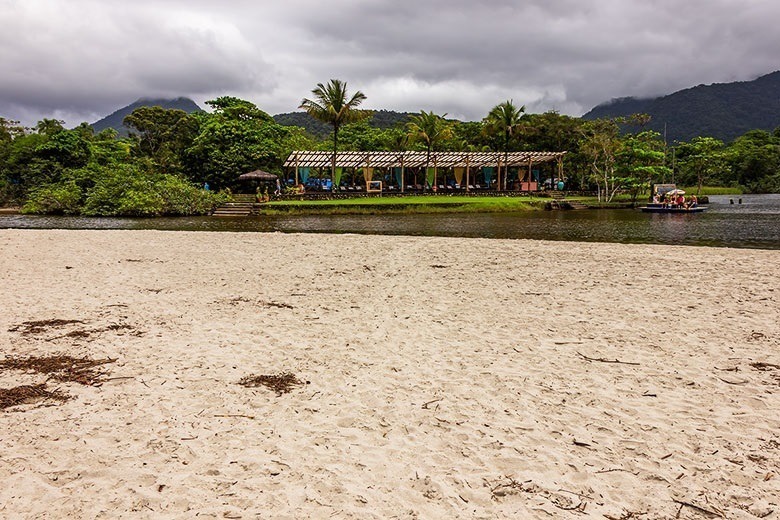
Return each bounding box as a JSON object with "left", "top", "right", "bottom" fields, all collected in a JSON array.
[
  {"left": 0, "top": 383, "right": 70, "bottom": 410},
  {"left": 0, "top": 355, "right": 116, "bottom": 386},
  {"left": 56, "top": 323, "right": 135, "bottom": 340},
  {"left": 239, "top": 372, "right": 307, "bottom": 396},
  {"left": 8, "top": 319, "right": 84, "bottom": 335}
]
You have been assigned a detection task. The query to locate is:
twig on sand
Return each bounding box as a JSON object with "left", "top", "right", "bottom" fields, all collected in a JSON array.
[
  {"left": 596, "top": 468, "right": 639, "bottom": 475},
  {"left": 605, "top": 510, "right": 645, "bottom": 520},
  {"left": 558, "top": 488, "right": 593, "bottom": 500},
  {"left": 422, "top": 398, "right": 442, "bottom": 409},
  {"left": 672, "top": 498, "right": 724, "bottom": 518},
  {"left": 751, "top": 362, "right": 780, "bottom": 371},
  {"left": 577, "top": 352, "right": 639, "bottom": 366},
  {"left": 214, "top": 414, "right": 255, "bottom": 419},
  {"left": 717, "top": 377, "right": 748, "bottom": 385},
  {"left": 551, "top": 498, "right": 584, "bottom": 512}
]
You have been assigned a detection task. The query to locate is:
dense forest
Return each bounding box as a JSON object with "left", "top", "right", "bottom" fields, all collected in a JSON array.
[
  {"left": 1, "top": 91, "right": 779, "bottom": 216},
  {"left": 583, "top": 71, "right": 780, "bottom": 143},
  {"left": 274, "top": 109, "right": 414, "bottom": 138}
]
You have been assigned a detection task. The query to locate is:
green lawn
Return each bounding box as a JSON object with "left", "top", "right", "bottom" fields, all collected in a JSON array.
[{"left": 260, "top": 195, "right": 549, "bottom": 214}]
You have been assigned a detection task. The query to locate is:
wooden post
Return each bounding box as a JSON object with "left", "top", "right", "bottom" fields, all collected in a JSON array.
[
  {"left": 400, "top": 154, "right": 405, "bottom": 193},
  {"left": 465, "top": 155, "right": 470, "bottom": 193},
  {"left": 295, "top": 153, "right": 299, "bottom": 186},
  {"left": 558, "top": 156, "right": 564, "bottom": 184},
  {"left": 433, "top": 156, "right": 438, "bottom": 190},
  {"left": 527, "top": 158, "right": 532, "bottom": 193},
  {"left": 496, "top": 155, "right": 501, "bottom": 192},
  {"left": 365, "top": 155, "right": 371, "bottom": 190}
]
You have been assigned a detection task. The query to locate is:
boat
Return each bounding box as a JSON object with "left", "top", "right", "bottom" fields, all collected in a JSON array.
[
  {"left": 641, "top": 184, "right": 706, "bottom": 213},
  {"left": 640, "top": 203, "right": 707, "bottom": 213}
]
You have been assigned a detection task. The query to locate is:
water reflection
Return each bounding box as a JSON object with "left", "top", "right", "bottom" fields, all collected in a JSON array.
[{"left": 2, "top": 194, "right": 779, "bottom": 249}]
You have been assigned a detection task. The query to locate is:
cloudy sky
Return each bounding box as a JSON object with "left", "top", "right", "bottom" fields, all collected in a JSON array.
[{"left": 2, "top": 0, "right": 778, "bottom": 126}]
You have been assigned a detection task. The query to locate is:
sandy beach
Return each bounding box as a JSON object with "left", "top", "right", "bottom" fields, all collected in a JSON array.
[{"left": 1, "top": 229, "right": 778, "bottom": 519}]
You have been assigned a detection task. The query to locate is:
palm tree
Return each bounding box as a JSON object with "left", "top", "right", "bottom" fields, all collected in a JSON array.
[
  {"left": 299, "top": 79, "right": 367, "bottom": 190},
  {"left": 483, "top": 100, "right": 525, "bottom": 190},
  {"left": 406, "top": 111, "right": 453, "bottom": 190}
]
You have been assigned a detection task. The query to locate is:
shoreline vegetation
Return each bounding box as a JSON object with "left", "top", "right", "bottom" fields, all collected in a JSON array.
[
  {"left": 0, "top": 186, "right": 737, "bottom": 216},
  {"left": 3, "top": 88, "right": 772, "bottom": 218},
  {"left": 245, "top": 187, "right": 729, "bottom": 216}
]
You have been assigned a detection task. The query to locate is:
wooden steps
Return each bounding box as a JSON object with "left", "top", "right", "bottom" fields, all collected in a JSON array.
[
  {"left": 549, "top": 192, "right": 588, "bottom": 210},
  {"left": 211, "top": 193, "right": 268, "bottom": 217},
  {"left": 212, "top": 202, "right": 258, "bottom": 217},
  {"left": 566, "top": 200, "right": 589, "bottom": 210}
]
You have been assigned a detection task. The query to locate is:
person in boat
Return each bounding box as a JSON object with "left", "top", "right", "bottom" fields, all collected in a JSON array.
[
  {"left": 652, "top": 193, "right": 660, "bottom": 204},
  {"left": 676, "top": 194, "right": 685, "bottom": 208},
  {"left": 687, "top": 195, "right": 698, "bottom": 209}
]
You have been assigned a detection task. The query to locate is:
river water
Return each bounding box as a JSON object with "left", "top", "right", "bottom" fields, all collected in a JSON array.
[{"left": 2, "top": 194, "right": 779, "bottom": 249}]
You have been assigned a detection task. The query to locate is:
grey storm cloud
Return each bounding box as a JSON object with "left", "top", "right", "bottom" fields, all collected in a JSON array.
[{"left": 1, "top": 0, "right": 779, "bottom": 126}]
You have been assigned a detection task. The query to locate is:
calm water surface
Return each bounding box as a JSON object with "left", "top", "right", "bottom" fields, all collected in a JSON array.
[{"left": 2, "top": 194, "right": 779, "bottom": 249}]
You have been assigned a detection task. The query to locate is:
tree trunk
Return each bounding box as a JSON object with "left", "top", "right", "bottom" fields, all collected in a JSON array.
[{"left": 332, "top": 126, "right": 338, "bottom": 192}]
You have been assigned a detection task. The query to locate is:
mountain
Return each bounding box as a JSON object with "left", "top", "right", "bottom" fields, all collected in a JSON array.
[
  {"left": 273, "top": 109, "right": 414, "bottom": 138},
  {"left": 583, "top": 71, "right": 780, "bottom": 143},
  {"left": 91, "top": 97, "right": 202, "bottom": 136}
]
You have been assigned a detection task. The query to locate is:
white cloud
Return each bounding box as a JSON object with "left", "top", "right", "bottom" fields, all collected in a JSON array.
[{"left": 1, "top": 0, "right": 778, "bottom": 126}]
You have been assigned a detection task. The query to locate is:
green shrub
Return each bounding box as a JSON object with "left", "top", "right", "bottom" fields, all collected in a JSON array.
[
  {"left": 156, "top": 175, "right": 229, "bottom": 215},
  {"left": 81, "top": 164, "right": 160, "bottom": 216},
  {"left": 79, "top": 164, "right": 225, "bottom": 216},
  {"left": 22, "top": 182, "right": 82, "bottom": 214},
  {"left": 750, "top": 174, "right": 780, "bottom": 194}
]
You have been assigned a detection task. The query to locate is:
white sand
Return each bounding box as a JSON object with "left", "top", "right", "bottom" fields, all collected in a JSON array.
[{"left": 1, "top": 229, "right": 778, "bottom": 519}]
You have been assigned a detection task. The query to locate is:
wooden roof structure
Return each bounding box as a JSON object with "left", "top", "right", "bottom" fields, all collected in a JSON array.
[
  {"left": 284, "top": 150, "right": 565, "bottom": 169},
  {"left": 238, "top": 169, "right": 278, "bottom": 181}
]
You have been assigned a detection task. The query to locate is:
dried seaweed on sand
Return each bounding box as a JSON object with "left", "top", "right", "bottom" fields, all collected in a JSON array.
[
  {"left": 0, "top": 383, "right": 70, "bottom": 410},
  {"left": 238, "top": 372, "right": 306, "bottom": 396},
  {"left": 8, "top": 319, "right": 84, "bottom": 335},
  {"left": 0, "top": 355, "right": 116, "bottom": 386}
]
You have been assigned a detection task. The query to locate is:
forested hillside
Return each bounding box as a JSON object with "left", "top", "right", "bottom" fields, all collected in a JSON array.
[
  {"left": 91, "top": 97, "right": 202, "bottom": 136},
  {"left": 274, "top": 109, "right": 413, "bottom": 137},
  {"left": 583, "top": 71, "right": 780, "bottom": 143}
]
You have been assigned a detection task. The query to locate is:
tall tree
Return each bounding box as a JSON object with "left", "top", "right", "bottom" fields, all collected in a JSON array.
[
  {"left": 299, "top": 79, "right": 368, "bottom": 190},
  {"left": 676, "top": 136, "right": 726, "bottom": 195},
  {"left": 483, "top": 100, "right": 525, "bottom": 190},
  {"left": 123, "top": 106, "right": 199, "bottom": 174},
  {"left": 617, "top": 130, "right": 671, "bottom": 203},
  {"left": 185, "top": 97, "right": 295, "bottom": 189},
  {"left": 406, "top": 110, "right": 453, "bottom": 189},
  {"left": 580, "top": 118, "right": 623, "bottom": 202}
]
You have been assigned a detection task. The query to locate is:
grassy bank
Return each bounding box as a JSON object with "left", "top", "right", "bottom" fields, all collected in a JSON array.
[{"left": 259, "top": 196, "right": 548, "bottom": 214}]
